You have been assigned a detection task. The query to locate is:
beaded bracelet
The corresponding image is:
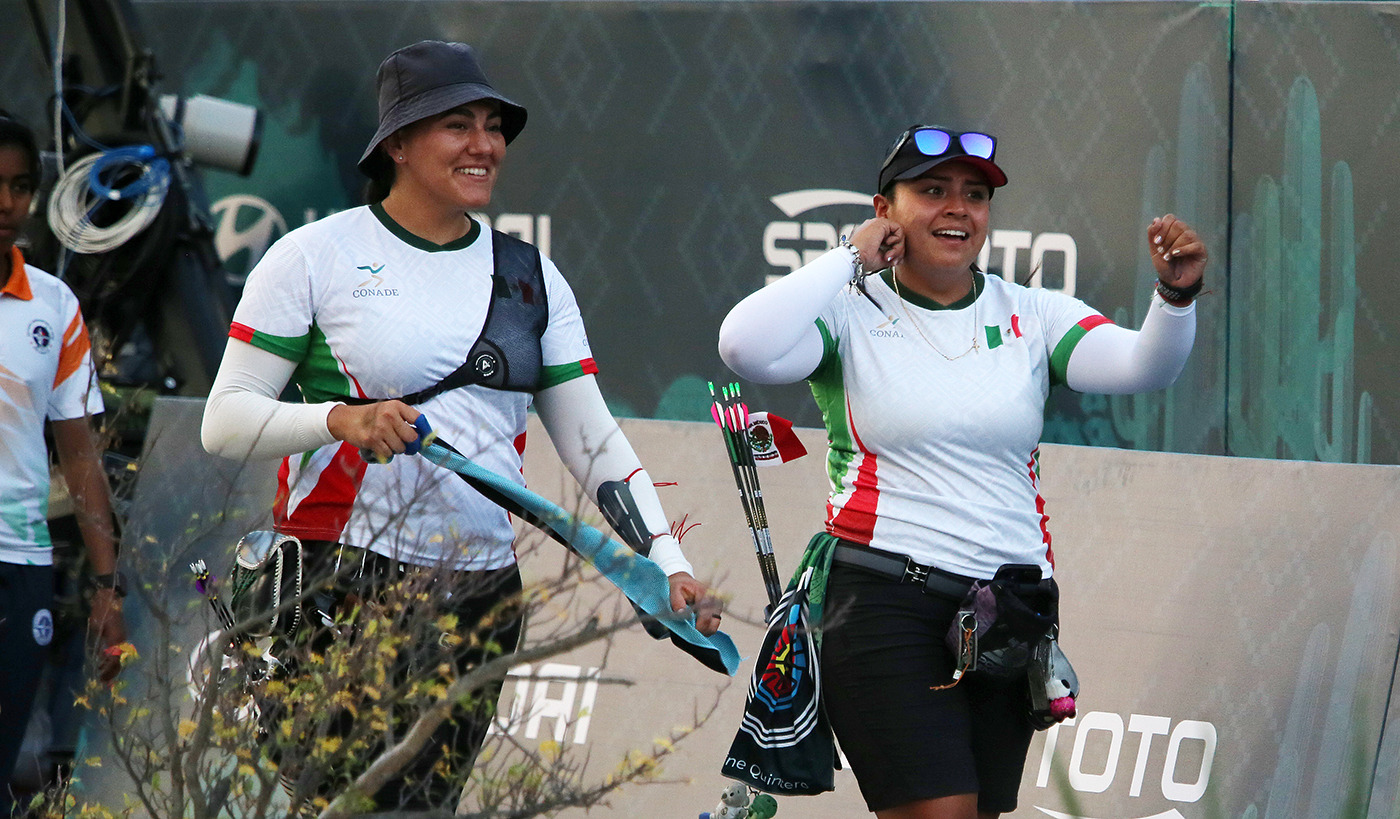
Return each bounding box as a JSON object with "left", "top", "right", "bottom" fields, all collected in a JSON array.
[
  {"left": 839, "top": 236, "right": 865, "bottom": 284},
  {"left": 1156, "top": 277, "right": 1203, "bottom": 305}
]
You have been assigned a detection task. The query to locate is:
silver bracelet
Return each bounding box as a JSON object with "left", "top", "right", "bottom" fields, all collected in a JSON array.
[{"left": 839, "top": 236, "right": 866, "bottom": 283}]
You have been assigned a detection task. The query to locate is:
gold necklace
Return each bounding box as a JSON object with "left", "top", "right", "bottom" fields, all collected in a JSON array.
[{"left": 892, "top": 269, "right": 981, "bottom": 361}]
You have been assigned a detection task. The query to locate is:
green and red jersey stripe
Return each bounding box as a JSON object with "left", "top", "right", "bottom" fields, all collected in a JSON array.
[
  {"left": 274, "top": 442, "right": 368, "bottom": 542},
  {"left": 1049, "top": 315, "right": 1114, "bottom": 385},
  {"left": 230, "top": 321, "right": 309, "bottom": 361},
  {"left": 1028, "top": 447, "right": 1054, "bottom": 568},
  {"left": 828, "top": 395, "right": 880, "bottom": 545},
  {"left": 540, "top": 358, "right": 598, "bottom": 389}
]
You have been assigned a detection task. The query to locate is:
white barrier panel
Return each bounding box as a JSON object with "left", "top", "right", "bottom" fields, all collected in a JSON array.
[
  {"left": 107, "top": 400, "right": 1400, "bottom": 818},
  {"left": 1022, "top": 447, "right": 1400, "bottom": 819},
  {"left": 521, "top": 419, "right": 1400, "bottom": 819}
]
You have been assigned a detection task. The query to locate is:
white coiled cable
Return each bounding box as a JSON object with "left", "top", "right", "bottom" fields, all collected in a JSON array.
[{"left": 47, "top": 147, "right": 170, "bottom": 254}]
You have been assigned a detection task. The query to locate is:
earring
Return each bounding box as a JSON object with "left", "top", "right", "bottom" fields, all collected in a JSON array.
[{"left": 397, "top": 155, "right": 404, "bottom": 161}]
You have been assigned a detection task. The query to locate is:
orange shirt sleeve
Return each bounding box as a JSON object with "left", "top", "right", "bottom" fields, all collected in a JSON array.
[{"left": 53, "top": 310, "right": 93, "bottom": 389}]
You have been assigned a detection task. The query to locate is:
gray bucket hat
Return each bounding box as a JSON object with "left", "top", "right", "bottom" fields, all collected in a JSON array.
[{"left": 357, "top": 40, "right": 528, "bottom": 175}]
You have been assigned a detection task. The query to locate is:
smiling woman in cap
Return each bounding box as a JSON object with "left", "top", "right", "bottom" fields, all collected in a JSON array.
[
  {"left": 719, "top": 125, "right": 1206, "bottom": 819},
  {"left": 201, "top": 40, "right": 719, "bottom": 811}
]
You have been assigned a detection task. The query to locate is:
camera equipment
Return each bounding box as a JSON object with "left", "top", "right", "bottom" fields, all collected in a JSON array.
[{"left": 24, "top": 0, "right": 262, "bottom": 396}]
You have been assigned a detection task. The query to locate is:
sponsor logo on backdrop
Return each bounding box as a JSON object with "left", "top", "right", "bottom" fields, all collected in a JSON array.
[
  {"left": 763, "top": 189, "right": 1080, "bottom": 296},
  {"left": 212, "top": 195, "right": 289, "bottom": 286},
  {"left": 184, "top": 646, "right": 601, "bottom": 748},
  {"left": 211, "top": 196, "right": 555, "bottom": 285},
  {"left": 762, "top": 189, "right": 868, "bottom": 286},
  {"left": 1033, "top": 711, "right": 1217, "bottom": 816},
  {"left": 489, "top": 662, "right": 600, "bottom": 745},
  {"left": 470, "top": 213, "right": 553, "bottom": 259}
]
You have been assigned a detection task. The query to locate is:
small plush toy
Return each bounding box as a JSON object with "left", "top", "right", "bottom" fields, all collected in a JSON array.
[
  {"left": 720, "top": 782, "right": 750, "bottom": 806},
  {"left": 1043, "top": 639, "right": 1079, "bottom": 720},
  {"left": 1028, "top": 635, "right": 1080, "bottom": 728},
  {"left": 701, "top": 781, "right": 757, "bottom": 819}
]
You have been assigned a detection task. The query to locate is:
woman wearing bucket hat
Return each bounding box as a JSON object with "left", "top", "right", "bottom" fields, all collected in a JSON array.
[
  {"left": 202, "top": 40, "right": 719, "bottom": 809},
  {"left": 719, "top": 125, "right": 1204, "bottom": 818}
]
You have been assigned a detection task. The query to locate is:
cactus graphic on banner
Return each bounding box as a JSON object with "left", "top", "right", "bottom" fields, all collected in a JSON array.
[
  {"left": 1228, "top": 76, "right": 1371, "bottom": 463},
  {"left": 1111, "top": 60, "right": 1227, "bottom": 455}
]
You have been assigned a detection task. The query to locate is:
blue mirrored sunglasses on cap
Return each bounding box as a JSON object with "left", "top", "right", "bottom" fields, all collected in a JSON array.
[
  {"left": 887, "top": 126, "right": 997, "bottom": 166},
  {"left": 879, "top": 125, "right": 1006, "bottom": 191}
]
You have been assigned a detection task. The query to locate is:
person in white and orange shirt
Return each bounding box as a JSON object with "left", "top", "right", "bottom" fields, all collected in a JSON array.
[{"left": 0, "top": 110, "right": 125, "bottom": 815}]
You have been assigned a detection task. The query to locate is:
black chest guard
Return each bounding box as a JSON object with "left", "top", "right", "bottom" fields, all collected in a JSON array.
[
  {"left": 461, "top": 229, "right": 549, "bottom": 393},
  {"left": 343, "top": 229, "right": 549, "bottom": 406}
]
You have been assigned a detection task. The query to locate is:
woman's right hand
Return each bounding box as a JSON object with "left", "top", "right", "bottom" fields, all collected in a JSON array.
[
  {"left": 327, "top": 400, "right": 422, "bottom": 462},
  {"left": 848, "top": 217, "right": 905, "bottom": 271}
]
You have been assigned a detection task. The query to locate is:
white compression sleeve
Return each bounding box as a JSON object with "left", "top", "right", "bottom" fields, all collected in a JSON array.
[
  {"left": 1064, "top": 294, "right": 1196, "bottom": 394},
  {"left": 201, "top": 338, "right": 340, "bottom": 460},
  {"left": 718, "top": 247, "right": 855, "bottom": 384},
  {"left": 534, "top": 375, "right": 694, "bottom": 577}
]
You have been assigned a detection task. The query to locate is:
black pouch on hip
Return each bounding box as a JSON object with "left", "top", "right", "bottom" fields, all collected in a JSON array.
[{"left": 940, "top": 563, "right": 1058, "bottom": 686}]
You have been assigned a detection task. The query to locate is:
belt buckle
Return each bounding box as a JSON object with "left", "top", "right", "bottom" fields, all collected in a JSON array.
[{"left": 903, "top": 559, "right": 930, "bottom": 585}]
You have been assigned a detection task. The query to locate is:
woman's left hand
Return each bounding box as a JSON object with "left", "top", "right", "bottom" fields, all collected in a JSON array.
[
  {"left": 669, "top": 572, "right": 723, "bottom": 636},
  {"left": 1148, "top": 214, "right": 1207, "bottom": 289}
]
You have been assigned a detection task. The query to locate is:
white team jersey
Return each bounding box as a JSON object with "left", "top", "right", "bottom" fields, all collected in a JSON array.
[
  {"left": 231, "top": 206, "right": 594, "bottom": 570},
  {"left": 0, "top": 249, "right": 105, "bottom": 564},
  {"left": 810, "top": 270, "right": 1109, "bottom": 579}
]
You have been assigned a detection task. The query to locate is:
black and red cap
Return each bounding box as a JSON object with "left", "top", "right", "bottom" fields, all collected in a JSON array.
[{"left": 878, "top": 125, "right": 1008, "bottom": 193}]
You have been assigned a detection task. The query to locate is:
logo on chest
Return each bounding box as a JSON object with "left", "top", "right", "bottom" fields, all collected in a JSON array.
[
  {"left": 867, "top": 318, "right": 906, "bottom": 340},
  {"left": 352, "top": 264, "right": 400, "bottom": 298},
  {"left": 28, "top": 320, "right": 54, "bottom": 352}
]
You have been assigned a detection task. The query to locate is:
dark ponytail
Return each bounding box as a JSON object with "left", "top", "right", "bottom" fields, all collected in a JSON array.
[{"left": 361, "top": 149, "right": 396, "bottom": 205}]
